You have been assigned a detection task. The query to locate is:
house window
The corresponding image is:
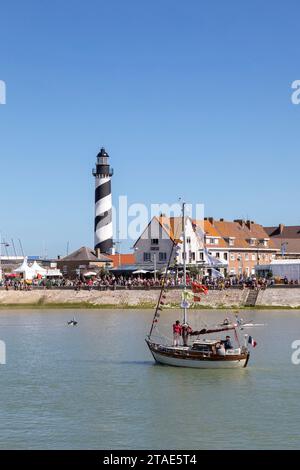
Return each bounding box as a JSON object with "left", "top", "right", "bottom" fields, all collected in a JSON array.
[
  {"left": 245, "top": 254, "right": 249, "bottom": 261},
  {"left": 252, "top": 254, "right": 256, "bottom": 261},
  {"left": 230, "top": 254, "right": 235, "bottom": 261},
  {"left": 216, "top": 252, "right": 220, "bottom": 258},
  {"left": 224, "top": 253, "right": 228, "bottom": 261},
  {"left": 199, "top": 252, "right": 204, "bottom": 261},
  {"left": 144, "top": 253, "right": 151, "bottom": 262},
  {"left": 159, "top": 252, "right": 167, "bottom": 262},
  {"left": 186, "top": 237, "right": 191, "bottom": 244},
  {"left": 192, "top": 252, "right": 195, "bottom": 261},
  {"left": 151, "top": 239, "right": 159, "bottom": 245}
]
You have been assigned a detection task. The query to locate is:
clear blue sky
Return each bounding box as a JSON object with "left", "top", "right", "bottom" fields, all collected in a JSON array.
[{"left": 0, "top": 0, "right": 299, "bottom": 257}]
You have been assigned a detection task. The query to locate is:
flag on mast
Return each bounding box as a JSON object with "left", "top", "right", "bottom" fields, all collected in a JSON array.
[{"left": 248, "top": 335, "right": 257, "bottom": 348}]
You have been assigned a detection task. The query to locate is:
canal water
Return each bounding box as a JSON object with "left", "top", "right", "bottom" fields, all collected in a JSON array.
[{"left": 0, "top": 308, "right": 299, "bottom": 449}]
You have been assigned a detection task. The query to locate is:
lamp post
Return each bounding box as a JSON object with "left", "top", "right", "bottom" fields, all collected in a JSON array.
[
  {"left": 113, "top": 231, "right": 122, "bottom": 268},
  {"left": 153, "top": 253, "right": 157, "bottom": 282},
  {"left": 0, "top": 236, "right": 10, "bottom": 283}
]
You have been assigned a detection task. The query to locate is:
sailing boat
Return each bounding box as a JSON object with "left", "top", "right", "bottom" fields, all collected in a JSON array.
[{"left": 145, "top": 203, "right": 250, "bottom": 369}]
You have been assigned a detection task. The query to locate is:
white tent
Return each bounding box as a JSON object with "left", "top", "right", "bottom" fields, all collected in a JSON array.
[
  {"left": 256, "top": 259, "right": 300, "bottom": 282},
  {"left": 30, "top": 260, "right": 47, "bottom": 276},
  {"left": 14, "top": 258, "right": 36, "bottom": 280}
]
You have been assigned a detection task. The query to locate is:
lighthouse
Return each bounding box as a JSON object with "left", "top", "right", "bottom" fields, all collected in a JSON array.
[{"left": 92, "top": 147, "right": 114, "bottom": 255}]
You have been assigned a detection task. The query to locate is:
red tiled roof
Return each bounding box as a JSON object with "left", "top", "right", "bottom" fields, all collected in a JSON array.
[
  {"left": 107, "top": 254, "right": 136, "bottom": 268},
  {"left": 265, "top": 226, "right": 300, "bottom": 254},
  {"left": 214, "top": 220, "right": 277, "bottom": 250}
]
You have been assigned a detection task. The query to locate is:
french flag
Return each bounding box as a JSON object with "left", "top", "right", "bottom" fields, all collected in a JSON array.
[{"left": 248, "top": 335, "right": 257, "bottom": 348}]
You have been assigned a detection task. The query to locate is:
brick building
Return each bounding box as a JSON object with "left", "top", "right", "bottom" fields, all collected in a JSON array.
[
  {"left": 134, "top": 216, "right": 278, "bottom": 277},
  {"left": 203, "top": 218, "right": 279, "bottom": 276},
  {"left": 264, "top": 224, "right": 300, "bottom": 259}
]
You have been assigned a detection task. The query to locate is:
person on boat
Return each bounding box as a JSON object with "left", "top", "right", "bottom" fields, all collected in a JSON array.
[
  {"left": 222, "top": 335, "right": 233, "bottom": 350},
  {"left": 173, "top": 320, "right": 182, "bottom": 347},
  {"left": 181, "top": 323, "right": 193, "bottom": 347},
  {"left": 216, "top": 341, "right": 226, "bottom": 356}
]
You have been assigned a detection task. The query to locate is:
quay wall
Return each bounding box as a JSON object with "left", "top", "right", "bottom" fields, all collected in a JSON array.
[
  {"left": 0, "top": 287, "right": 300, "bottom": 308},
  {"left": 256, "top": 288, "right": 300, "bottom": 308}
]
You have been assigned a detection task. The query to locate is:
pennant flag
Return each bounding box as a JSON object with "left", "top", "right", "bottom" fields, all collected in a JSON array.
[
  {"left": 191, "top": 282, "right": 208, "bottom": 295},
  {"left": 182, "top": 290, "right": 195, "bottom": 301},
  {"left": 248, "top": 335, "right": 257, "bottom": 348}
]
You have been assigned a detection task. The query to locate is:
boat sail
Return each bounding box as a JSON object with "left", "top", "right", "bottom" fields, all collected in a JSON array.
[{"left": 145, "top": 203, "right": 250, "bottom": 369}]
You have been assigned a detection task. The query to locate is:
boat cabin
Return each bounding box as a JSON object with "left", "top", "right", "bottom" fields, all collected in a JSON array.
[
  {"left": 191, "top": 339, "right": 241, "bottom": 356},
  {"left": 192, "top": 339, "right": 220, "bottom": 353}
]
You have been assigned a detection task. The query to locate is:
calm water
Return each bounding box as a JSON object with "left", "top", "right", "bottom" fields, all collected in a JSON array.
[{"left": 0, "top": 308, "right": 299, "bottom": 450}]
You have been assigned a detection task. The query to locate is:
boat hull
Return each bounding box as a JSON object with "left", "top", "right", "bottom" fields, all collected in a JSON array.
[{"left": 146, "top": 340, "right": 250, "bottom": 369}]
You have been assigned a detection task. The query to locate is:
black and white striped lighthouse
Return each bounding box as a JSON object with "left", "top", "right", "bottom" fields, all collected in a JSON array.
[{"left": 92, "top": 147, "right": 114, "bottom": 255}]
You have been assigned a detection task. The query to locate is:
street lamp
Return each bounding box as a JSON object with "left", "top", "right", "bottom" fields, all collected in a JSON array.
[
  {"left": 153, "top": 253, "right": 157, "bottom": 282},
  {"left": 0, "top": 237, "right": 10, "bottom": 282}
]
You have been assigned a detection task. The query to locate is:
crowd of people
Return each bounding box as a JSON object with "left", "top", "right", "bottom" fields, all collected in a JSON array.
[{"left": 0, "top": 272, "right": 290, "bottom": 291}]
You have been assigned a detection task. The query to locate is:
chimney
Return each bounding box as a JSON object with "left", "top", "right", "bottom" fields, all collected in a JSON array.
[
  {"left": 246, "top": 220, "right": 251, "bottom": 230},
  {"left": 279, "top": 223, "right": 285, "bottom": 234},
  {"left": 234, "top": 219, "right": 245, "bottom": 228},
  {"left": 208, "top": 217, "right": 214, "bottom": 225},
  {"left": 220, "top": 218, "right": 224, "bottom": 222}
]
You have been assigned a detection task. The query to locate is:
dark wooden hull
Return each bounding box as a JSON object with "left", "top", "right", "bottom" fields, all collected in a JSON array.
[{"left": 146, "top": 339, "right": 250, "bottom": 369}]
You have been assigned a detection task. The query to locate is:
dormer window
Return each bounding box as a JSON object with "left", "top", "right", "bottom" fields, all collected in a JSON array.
[
  {"left": 229, "top": 237, "right": 235, "bottom": 246},
  {"left": 249, "top": 238, "right": 256, "bottom": 246},
  {"left": 259, "top": 239, "right": 269, "bottom": 247},
  {"left": 207, "top": 237, "right": 218, "bottom": 245}
]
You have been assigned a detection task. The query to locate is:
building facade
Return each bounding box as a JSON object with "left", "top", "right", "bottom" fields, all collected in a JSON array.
[
  {"left": 133, "top": 216, "right": 204, "bottom": 270},
  {"left": 134, "top": 216, "right": 278, "bottom": 277},
  {"left": 203, "top": 218, "right": 279, "bottom": 276},
  {"left": 264, "top": 224, "right": 300, "bottom": 259}
]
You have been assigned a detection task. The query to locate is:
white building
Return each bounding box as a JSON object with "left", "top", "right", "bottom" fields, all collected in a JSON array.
[{"left": 133, "top": 216, "right": 204, "bottom": 269}]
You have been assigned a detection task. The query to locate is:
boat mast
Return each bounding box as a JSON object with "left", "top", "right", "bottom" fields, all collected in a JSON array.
[{"left": 182, "top": 202, "right": 187, "bottom": 325}]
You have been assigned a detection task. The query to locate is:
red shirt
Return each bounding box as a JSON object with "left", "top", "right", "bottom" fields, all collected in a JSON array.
[{"left": 173, "top": 323, "right": 182, "bottom": 334}]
